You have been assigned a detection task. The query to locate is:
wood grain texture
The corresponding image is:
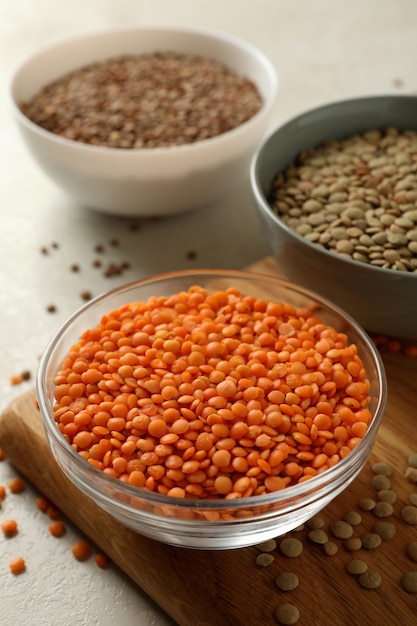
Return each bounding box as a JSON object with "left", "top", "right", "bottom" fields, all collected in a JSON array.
[{"left": 1, "top": 257, "right": 417, "bottom": 626}]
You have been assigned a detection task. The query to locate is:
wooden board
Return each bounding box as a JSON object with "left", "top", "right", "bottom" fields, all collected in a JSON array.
[{"left": 1, "top": 257, "right": 417, "bottom": 626}]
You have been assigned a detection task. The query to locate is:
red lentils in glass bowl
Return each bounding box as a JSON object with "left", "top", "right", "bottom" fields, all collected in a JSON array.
[
  {"left": 9, "top": 25, "right": 277, "bottom": 217},
  {"left": 36, "top": 270, "right": 386, "bottom": 549}
]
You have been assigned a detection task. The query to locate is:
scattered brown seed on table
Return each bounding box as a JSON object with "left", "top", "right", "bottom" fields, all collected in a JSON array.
[
  {"left": 274, "top": 603, "right": 300, "bottom": 625},
  {"left": 80, "top": 291, "right": 93, "bottom": 301},
  {"left": 70, "top": 263, "right": 80, "bottom": 272},
  {"left": 46, "top": 304, "right": 57, "bottom": 313},
  {"left": 275, "top": 572, "right": 299, "bottom": 591}
]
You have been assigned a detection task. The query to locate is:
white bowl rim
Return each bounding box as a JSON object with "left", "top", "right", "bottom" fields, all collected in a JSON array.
[
  {"left": 9, "top": 24, "right": 278, "bottom": 156},
  {"left": 36, "top": 268, "right": 387, "bottom": 513},
  {"left": 250, "top": 93, "right": 417, "bottom": 281}
]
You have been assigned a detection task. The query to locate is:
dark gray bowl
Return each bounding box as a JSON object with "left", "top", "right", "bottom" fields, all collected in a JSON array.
[{"left": 251, "top": 95, "right": 417, "bottom": 339}]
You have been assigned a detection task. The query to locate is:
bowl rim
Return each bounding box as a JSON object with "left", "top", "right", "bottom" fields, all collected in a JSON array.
[
  {"left": 250, "top": 93, "right": 417, "bottom": 281},
  {"left": 9, "top": 24, "right": 278, "bottom": 156},
  {"left": 36, "top": 268, "right": 387, "bottom": 514}
]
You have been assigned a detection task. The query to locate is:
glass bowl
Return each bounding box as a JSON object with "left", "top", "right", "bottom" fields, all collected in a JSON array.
[{"left": 36, "top": 270, "right": 386, "bottom": 549}]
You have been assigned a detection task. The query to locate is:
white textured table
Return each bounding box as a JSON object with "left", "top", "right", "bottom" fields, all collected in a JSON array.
[{"left": 1, "top": 2, "right": 416, "bottom": 624}]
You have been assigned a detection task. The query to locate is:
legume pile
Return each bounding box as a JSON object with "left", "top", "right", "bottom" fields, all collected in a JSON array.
[
  {"left": 53, "top": 285, "right": 372, "bottom": 499},
  {"left": 20, "top": 52, "right": 263, "bottom": 148},
  {"left": 269, "top": 128, "right": 417, "bottom": 273}
]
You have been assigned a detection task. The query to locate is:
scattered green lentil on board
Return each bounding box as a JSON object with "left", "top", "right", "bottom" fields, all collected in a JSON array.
[
  {"left": 401, "top": 571, "right": 417, "bottom": 593},
  {"left": 274, "top": 603, "right": 300, "bottom": 625}
]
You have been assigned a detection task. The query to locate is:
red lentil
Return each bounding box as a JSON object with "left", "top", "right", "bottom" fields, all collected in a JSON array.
[
  {"left": 49, "top": 520, "right": 66, "bottom": 537},
  {"left": 8, "top": 477, "right": 25, "bottom": 494},
  {"left": 95, "top": 552, "right": 110, "bottom": 569},
  {"left": 71, "top": 540, "right": 92, "bottom": 561},
  {"left": 52, "top": 286, "right": 372, "bottom": 500},
  {"left": 8, "top": 557, "right": 26, "bottom": 575},
  {"left": 2, "top": 519, "right": 18, "bottom": 536}
]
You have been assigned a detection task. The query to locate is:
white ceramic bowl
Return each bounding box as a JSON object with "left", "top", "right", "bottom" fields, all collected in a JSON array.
[
  {"left": 251, "top": 95, "right": 417, "bottom": 339},
  {"left": 9, "top": 26, "right": 277, "bottom": 217},
  {"left": 36, "top": 270, "right": 386, "bottom": 549}
]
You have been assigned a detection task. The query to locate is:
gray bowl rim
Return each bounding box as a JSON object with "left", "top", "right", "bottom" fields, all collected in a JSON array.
[{"left": 250, "top": 93, "right": 417, "bottom": 281}]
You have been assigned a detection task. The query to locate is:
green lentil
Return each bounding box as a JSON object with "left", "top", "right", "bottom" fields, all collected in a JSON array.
[
  {"left": 322, "top": 541, "right": 338, "bottom": 556},
  {"left": 257, "top": 539, "right": 277, "bottom": 553},
  {"left": 401, "top": 571, "right": 417, "bottom": 593},
  {"left": 377, "top": 489, "right": 397, "bottom": 504},
  {"left": 279, "top": 537, "right": 303, "bottom": 558},
  {"left": 401, "top": 505, "right": 417, "bottom": 524},
  {"left": 330, "top": 520, "right": 353, "bottom": 539},
  {"left": 274, "top": 604, "right": 300, "bottom": 625},
  {"left": 344, "top": 537, "right": 362, "bottom": 551},
  {"left": 256, "top": 553, "right": 275, "bottom": 567},
  {"left": 346, "top": 559, "right": 368, "bottom": 575},
  {"left": 308, "top": 529, "right": 328, "bottom": 545},
  {"left": 408, "top": 493, "right": 417, "bottom": 506},
  {"left": 306, "top": 516, "right": 325, "bottom": 530},
  {"left": 358, "top": 570, "right": 382, "bottom": 589},
  {"left": 372, "top": 462, "right": 393, "bottom": 476},
  {"left": 371, "top": 474, "right": 391, "bottom": 491},
  {"left": 407, "top": 454, "right": 417, "bottom": 468},
  {"left": 405, "top": 467, "right": 417, "bottom": 483},
  {"left": 372, "top": 521, "right": 396, "bottom": 541},
  {"left": 373, "top": 501, "right": 394, "bottom": 518},
  {"left": 406, "top": 541, "right": 417, "bottom": 562},
  {"left": 358, "top": 498, "right": 376, "bottom": 511},
  {"left": 343, "top": 511, "right": 362, "bottom": 526},
  {"left": 361, "top": 532, "right": 382, "bottom": 550},
  {"left": 274, "top": 572, "right": 299, "bottom": 591}
]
